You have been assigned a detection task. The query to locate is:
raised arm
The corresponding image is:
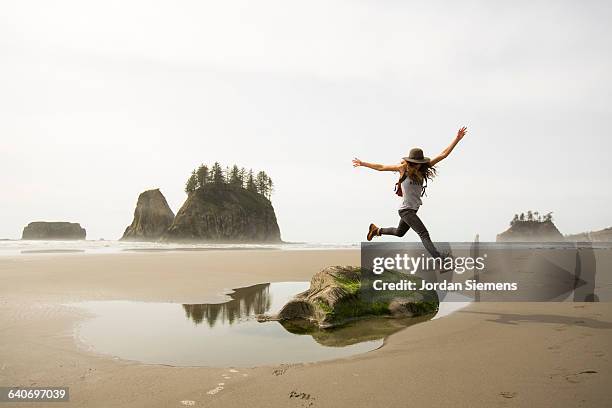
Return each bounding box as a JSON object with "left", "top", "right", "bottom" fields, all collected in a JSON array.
[
  {"left": 429, "top": 126, "right": 468, "bottom": 166},
  {"left": 352, "top": 158, "right": 403, "bottom": 172}
]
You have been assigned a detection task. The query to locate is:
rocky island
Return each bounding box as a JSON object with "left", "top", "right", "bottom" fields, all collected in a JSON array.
[
  {"left": 161, "top": 163, "right": 281, "bottom": 243},
  {"left": 22, "top": 222, "right": 86, "bottom": 240},
  {"left": 497, "top": 211, "right": 564, "bottom": 242},
  {"left": 121, "top": 189, "right": 175, "bottom": 241}
]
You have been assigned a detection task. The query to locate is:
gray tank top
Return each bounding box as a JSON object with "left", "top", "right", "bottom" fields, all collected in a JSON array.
[{"left": 399, "top": 175, "right": 423, "bottom": 210}]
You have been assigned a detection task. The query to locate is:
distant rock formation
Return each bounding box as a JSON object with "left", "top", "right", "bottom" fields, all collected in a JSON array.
[
  {"left": 497, "top": 220, "right": 564, "bottom": 242},
  {"left": 566, "top": 227, "right": 612, "bottom": 242},
  {"left": 121, "top": 189, "right": 175, "bottom": 241},
  {"left": 22, "top": 222, "right": 86, "bottom": 240},
  {"left": 162, "top": 183, "right": 281, "bottom": 243}
]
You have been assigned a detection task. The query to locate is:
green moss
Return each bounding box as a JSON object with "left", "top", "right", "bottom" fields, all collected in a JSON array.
[
  {"left": 334, "top": 275, "right": 361, "bottom": 294},
  {"left": 316, "top": 300, "right": 334, "bottom": 316}
]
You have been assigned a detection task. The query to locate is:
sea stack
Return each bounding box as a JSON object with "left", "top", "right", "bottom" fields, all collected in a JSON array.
[
  {"left": 162, "top": 183, "right": 281, "bottom": 243},
  {"left": 121, "top": 189, "right": 175, "bottom": 241},
  {"left": 22, "top": 222, "right": 86, "bottom": 240},
  {"left": 497, "top": 216, "right": 564, "bottom": 242}
]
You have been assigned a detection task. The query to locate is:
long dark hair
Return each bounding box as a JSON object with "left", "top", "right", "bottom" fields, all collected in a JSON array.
[{"left": 404, "top": 161, "right": 437, "bottom": 184}]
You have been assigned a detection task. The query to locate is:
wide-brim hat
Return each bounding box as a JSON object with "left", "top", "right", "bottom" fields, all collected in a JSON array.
[{"left": 403, "top": 148, "right": 430, "bottom": 164}]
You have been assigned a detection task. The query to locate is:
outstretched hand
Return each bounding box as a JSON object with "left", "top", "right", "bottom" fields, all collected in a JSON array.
[
  {"left": 352, "top": 158, "right": 363, "bottom": 167},
  {"left": 456, "top": 126, "right": 468, "bottom": 140}
]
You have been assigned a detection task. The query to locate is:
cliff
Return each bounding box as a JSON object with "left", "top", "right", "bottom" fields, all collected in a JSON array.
[
  {"left": 566, "top": 226, "right": 612, "bottom": 242},
  {"left": 496, "top": 220, "right": 564, "bottom": 242},
  {"left": 121, "top": 189, "right": 175, "bottom": 241},
  {"left": 162, "top": 183, "right": 281, "bottom": 243},
  {"left": 22, "top": 222, "right": 86, "bottom": 240}
]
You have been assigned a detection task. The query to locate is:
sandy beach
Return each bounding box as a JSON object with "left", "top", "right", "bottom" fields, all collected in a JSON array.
[{"left": 1, "top": 249, "right": 611, "bottom": 407}]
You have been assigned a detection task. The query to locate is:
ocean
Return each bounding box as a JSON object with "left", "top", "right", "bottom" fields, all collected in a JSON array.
[{"left": 0, "top": 239, "right": 359, "bottom": 257}]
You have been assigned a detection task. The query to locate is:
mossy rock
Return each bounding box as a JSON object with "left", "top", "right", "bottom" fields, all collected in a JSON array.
[{"left": 264, "top": 265, "right": 438, "bottom": 329}]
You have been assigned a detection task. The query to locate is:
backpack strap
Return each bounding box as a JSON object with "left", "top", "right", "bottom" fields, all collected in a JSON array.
[
  {"left": 395, "top": 167, "right": 408, "bottom": 197},
  {"left": 421, "top": 177, "right": 428, "bottom": 197}
]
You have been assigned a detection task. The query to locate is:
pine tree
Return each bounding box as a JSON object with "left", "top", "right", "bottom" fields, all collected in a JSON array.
[
  {"left": 267, "top": 177, "right": 274, "bottom": 200},
  {"left": 238, "top": 167, "right": 247, "bottom": 188},
  {"left": 185, "top": 171, "right": 198, "bottom": 193},
  {"left": 256, "top": 171, "right": 269, "bottom": 196},
  {"left": 211, "top": 162, "right": 225, "bottom": 184},
  {"left": 229, "top": 165, "right": 242, "bottom": 186},
  {"left": 195, "top": 164, "right": 209, "bottom": 188},
  {"left": 246, "top": 169, "right": 257, "bottom": 192}
]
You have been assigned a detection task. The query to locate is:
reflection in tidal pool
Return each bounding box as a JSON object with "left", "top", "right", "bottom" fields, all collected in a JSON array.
[{"left": 72, "top": 282, "right": 432, "bottom": 367}]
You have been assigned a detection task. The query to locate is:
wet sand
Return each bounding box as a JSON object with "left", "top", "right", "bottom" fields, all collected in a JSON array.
[{"left": 1, "top": 249, "right": 611, "bottom": 407}]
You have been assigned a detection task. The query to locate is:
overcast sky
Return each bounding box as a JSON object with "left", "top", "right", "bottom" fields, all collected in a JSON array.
[{"left": 1, "top": 1, "right": 611, "bottom": 242}]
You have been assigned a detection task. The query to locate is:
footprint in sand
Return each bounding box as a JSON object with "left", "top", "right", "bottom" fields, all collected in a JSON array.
[
  {"left": 273, "top": 367, "right": 287, "bottom": 376},
  {"left": 273, "top": 363, "right": 300, "bottom": 376},
  {"left": 289, "top": 390, "right": 316, "bottom": 407},
  {"left": 207, "top": 370, "right": 242, "bottom": 396},
  {"left": 180, "top": 400, "right": 196, "bottom": 406},
  {"left": 500, "top": 391, "right": 517, "bottom": 399},
  {"left": 207, "top": 386, "right": 224, "bottom": 395}
]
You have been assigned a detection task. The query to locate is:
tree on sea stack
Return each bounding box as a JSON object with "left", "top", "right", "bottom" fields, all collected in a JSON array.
[
  {"left": 256, "top": 171, "right": 269, "bottom": 198},
  {"left": 185, "top": 171, "right": 198, "bottom": 193},
  {"left": 229, "top": 165, "right": 242, "bottom": 187},
  {"left": 211, "top": 162, "right": 225, "bottom": 184},
  {"left": 196, "top": 164, "right": 210, "bottom": 187},
  {"left": 239, "top": 167, "right": 247, "bottom": 187},
  {"left": 267, "top": 177, "right": 274, "bottom": 199},
  {"left": 246, "top": 169, "right": 257, "bottom": 193},
  {"left": 183, "top": 162, "right": 275, "bottom": 201}
]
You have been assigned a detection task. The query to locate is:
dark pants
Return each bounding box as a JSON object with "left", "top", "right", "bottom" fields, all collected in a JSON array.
[{"left": 379, "top": 208, "right": 442, "bottom": 258}]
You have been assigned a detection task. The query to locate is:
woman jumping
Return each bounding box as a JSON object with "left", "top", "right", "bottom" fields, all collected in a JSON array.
[{"left": 352, "top": 126, "right": 468, "bottom": 258}]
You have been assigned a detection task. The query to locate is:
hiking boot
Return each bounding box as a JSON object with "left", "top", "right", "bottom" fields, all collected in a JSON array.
[{"left": 367, "top": 223, "right": 380, "bottom": 241}]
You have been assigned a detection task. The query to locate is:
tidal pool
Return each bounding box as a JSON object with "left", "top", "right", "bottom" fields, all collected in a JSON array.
[{"left": 72, "top": 282, "right": 432, "bottom": 367}]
